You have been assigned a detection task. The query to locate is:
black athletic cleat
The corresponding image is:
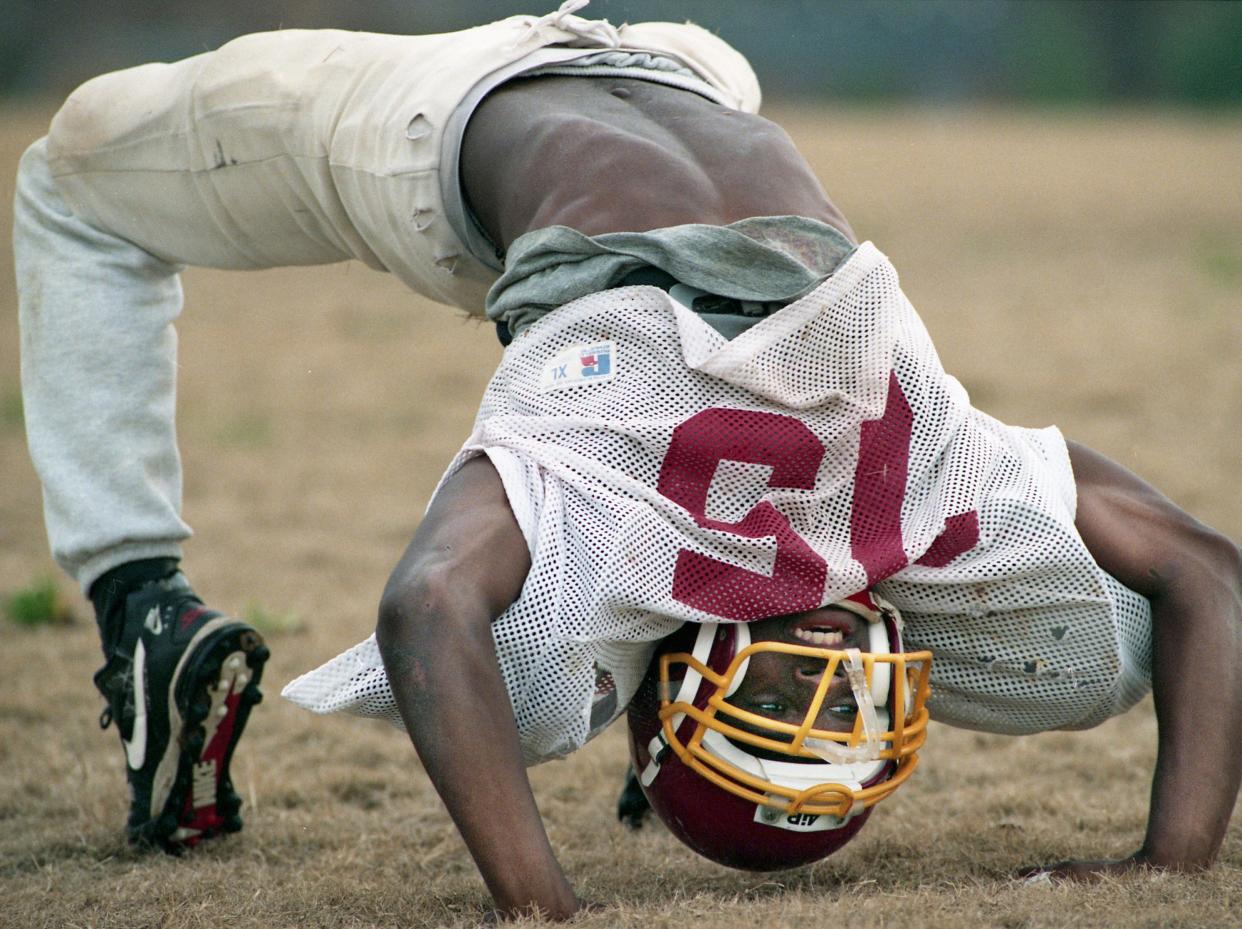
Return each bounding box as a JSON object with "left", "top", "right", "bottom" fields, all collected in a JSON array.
[{"left": 93, "top": 573, "right": 269, "bottom": 852}]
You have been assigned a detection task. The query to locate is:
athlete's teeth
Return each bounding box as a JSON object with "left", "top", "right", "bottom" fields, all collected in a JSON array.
[{"left": 795, "top": 628, "right": 844, "bottom": 646}]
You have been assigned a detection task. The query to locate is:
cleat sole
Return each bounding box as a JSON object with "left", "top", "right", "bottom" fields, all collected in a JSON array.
[{"left": 142, "top": 623, "right": 268, "bottom": 853}]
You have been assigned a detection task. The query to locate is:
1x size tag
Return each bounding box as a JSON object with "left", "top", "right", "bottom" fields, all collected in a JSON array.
[{"left": 539, "top": 342, "right": 616, "bottom": 392}]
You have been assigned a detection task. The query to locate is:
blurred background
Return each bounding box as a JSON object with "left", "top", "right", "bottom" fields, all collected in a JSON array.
[{"left": 2, "top": 0, "right": 1241, "bottom": 105}]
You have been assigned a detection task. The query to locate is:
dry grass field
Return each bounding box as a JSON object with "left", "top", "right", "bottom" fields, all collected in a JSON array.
[{"left": 2, "top": 101, "right": 1241, "bottom": 929}]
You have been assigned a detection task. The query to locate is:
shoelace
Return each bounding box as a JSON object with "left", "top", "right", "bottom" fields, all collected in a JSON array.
[
  {"left": 514, "top": 0, "right": 621, "bottom": 49},
  {"left": 96, "top": 657, "right": 134, "bottom": 730}
]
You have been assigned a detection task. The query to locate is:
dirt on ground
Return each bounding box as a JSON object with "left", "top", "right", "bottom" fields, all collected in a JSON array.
[{"left": 1, "top": 102, "right": 1240, "bottom": 929}]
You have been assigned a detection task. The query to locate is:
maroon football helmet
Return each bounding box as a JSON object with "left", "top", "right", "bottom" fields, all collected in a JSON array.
[{"left": 626, "top": 591, "right": 931, "bottom": 870}]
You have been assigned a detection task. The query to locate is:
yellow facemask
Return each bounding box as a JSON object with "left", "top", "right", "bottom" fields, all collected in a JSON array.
[{"left": 655, "top": 630, "right": 932, "bottom": 819}]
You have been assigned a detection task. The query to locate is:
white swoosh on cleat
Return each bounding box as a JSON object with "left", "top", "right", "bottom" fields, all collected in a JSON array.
[{"left": 122, "top": 640, "right": 148, "bottom": 770}]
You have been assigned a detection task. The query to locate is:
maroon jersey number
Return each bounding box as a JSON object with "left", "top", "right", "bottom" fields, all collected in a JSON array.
[{"left": 657, "top": 373, "right": 977, "bottom": 621}]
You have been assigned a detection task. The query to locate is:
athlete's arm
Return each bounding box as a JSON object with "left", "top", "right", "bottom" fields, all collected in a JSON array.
[
  {"left": 1040, "top": 441, "right": 1242, "bottom": 878},
  {"left": 375, "top": 455, "right": 581, "bottom": 920}
]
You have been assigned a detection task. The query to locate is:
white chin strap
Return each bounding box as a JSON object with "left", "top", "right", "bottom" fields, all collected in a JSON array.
[
  {"left": 802, "top": 648, "right": 884, "bottom": 763},
  {"left": 642, "top": 622, "right": 751, "bottom": 787},
  {"left": 670, "top": 622, "right": 751, "bottom": 708}
]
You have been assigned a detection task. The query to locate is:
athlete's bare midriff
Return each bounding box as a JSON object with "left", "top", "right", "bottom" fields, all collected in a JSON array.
[{"left": 460, "top": 75, "right": 855, "bottom": 251}]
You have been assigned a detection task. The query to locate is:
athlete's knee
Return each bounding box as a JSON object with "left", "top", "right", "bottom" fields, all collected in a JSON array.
[
  {"left": 48, "top": 80, "right": 112, "bottom": 159},
  {"left": 46, "top": 60, "right": 180, "bottom": 164}
]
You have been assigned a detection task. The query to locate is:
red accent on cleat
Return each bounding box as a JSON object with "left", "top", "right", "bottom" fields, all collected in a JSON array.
[
  {"left": 180, "top": 688, "right": 243, "bottom": 838},
  {"left": 179, "top": 606, "right": 210, "bottom": 631}
]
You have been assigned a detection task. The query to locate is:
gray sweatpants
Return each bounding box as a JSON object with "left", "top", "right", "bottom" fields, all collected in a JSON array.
[{"left": 15, "top": 139, "right": 191, "bottom": 591}]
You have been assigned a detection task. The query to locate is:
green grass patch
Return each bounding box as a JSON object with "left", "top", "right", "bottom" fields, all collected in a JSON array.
[
  {"left": 215, "top": 414, "right": 274, "bottom": 449},
  {"left": 1201, "top": 249, "right": 1242, "bottom": 285},
  {"left": 4, "top": 576, "right": 74, "bottom": 627},
  {"left": 242, "top": 601, "right": 304, "bottom": 635},
  {"left": 1197, "top": 235, "right": 1242, "bottom": 287},
  {"left": 1, "top": 387, "right": 23, "bottom": 432}
]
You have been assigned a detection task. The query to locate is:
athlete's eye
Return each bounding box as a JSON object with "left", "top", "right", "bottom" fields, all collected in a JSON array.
[
  {"left": 827, "top": 702, "right": 857, "bottom": 718},
  {"left": 754, "top": 700, "right": 787, "bottom": 715}
]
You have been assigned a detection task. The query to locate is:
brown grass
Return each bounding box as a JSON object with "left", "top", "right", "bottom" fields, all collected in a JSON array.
[{"left": 2, "top": 102, "right": 1241, "bottom": 928}]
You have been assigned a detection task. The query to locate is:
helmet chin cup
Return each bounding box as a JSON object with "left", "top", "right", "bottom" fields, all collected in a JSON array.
[{"left": 627, "top": 594, "right": 932, "bottom": 870}]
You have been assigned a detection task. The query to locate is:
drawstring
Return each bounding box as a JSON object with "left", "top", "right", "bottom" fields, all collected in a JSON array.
[{"left": 514, "top": 0, "right": 621, "bottom": 49}]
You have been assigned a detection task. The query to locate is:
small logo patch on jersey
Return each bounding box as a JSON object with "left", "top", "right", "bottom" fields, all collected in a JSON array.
[{"left": 540, "top": 342, "right": 616, "bottom": 392}]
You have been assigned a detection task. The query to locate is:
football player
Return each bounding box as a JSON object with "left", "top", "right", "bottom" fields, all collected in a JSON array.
[{"left": 15, "top": 2, "right": 1241, "bottom": 922}]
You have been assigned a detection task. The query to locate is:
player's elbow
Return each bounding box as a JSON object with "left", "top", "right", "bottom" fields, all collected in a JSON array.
[
  {"left": 376, "top": 561, "right": 461, "bottom": 656},
  {"left": 1204, "top": 530, "right": 1242, "bottom": 601},
  {"left": 1180, "top": 521, "right": 1239, "bottom": 584},
  {"left": 1152, "top": 520, "right": 1242, "bottom": 611},
  {"left": 377, "top": 554, "right": 503, "bottom": 661}
]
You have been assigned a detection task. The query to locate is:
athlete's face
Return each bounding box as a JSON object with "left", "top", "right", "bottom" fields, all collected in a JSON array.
[{"left": 725, "top": 607, "right": 870, "bottom": 735}]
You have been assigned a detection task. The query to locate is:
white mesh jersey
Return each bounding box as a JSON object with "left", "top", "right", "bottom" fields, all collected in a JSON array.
[{"left": 283, "top": 242, "right": 1152, "bottom": 764}]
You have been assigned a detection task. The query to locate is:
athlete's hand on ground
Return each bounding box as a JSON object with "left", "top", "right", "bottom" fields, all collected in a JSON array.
[{"left": 1017, "top": 853, "right": 1170, "bottom": 884}]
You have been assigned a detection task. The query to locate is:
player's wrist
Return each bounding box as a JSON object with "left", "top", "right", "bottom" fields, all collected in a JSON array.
[
  {"left": 1136, "top": 805, "right": 1228, "bottom": 870},
  {"left": 1135, "top": 842, "right": 1217, "bottom": 872},
  {"left": 490, "top": 883, "right": 580, "bottom": 921},
  {"left": 479, "top": 844, "right": 578, "bottom": 920}
]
